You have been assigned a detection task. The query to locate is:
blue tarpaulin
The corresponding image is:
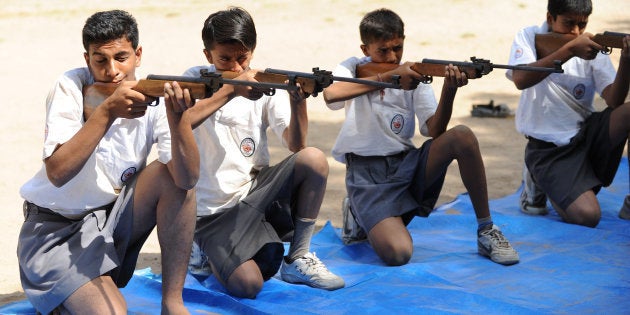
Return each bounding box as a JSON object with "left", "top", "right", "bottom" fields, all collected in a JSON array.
[{"left": 3, "top": 159, "right": 629, "bottom": 314}]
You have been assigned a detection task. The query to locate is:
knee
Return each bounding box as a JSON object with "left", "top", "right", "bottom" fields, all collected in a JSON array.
[
  {"left": 376, "top": 241, "right": 412, "bottom": 266},
  {"left": 567, "top": 206, "right": 601, "bottom": 228},
  {"left": 449, "top": 125, "right": 479, "bottom": 149},
  {"left": 226, "top": 274, "right": 263, "bottom": 299},
  {"left": 296, "top": 147, "right": 329, "bottom": 176}
]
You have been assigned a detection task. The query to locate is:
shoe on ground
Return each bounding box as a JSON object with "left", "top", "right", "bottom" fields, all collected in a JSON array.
[
  {"left": 341, "top": 197, "right": 367, "bottom": 245},
  {"left": 188, "top": 241, "right": 212, "bottom": 277},
  {"left": 280, "top": 252, "right": 345, "bottom": 290},
  {"left": 519, "top": 167, "right": 548, "bottom": 215},
  {"left": 478, "top": 224, "right": 520, "bottom": 266},
  {"left": 619, "top": 195, "right": 630, "bottom": 220}
]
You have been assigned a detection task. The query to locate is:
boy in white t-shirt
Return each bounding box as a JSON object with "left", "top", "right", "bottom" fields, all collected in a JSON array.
[
  {"left": 323, "top": 8, "right": 519, "bottom": 267},
  {"left": 17, "top": 10, "right": 199, "bottom": 314},
  {"left": 167, "top": 7, "right": 344, "bottom": 298},
  {"left": 506, "top": 0, "right": 630, "bottom": 227}
]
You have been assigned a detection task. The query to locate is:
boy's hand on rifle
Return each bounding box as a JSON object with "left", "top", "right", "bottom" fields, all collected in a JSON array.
[
  {"left": 621, "top": 35, "right": 630, "bottom": 60},
  {"left": 443, "top": 64, "right": 468, "bottom": 89},
  {"left": 568, "top": 32, "right": 604, "bottom": 60},
  {"left": 385, "top": 62, "right": 422, "bottom": 90},
  {"left": 164, "top": 81, "right": 194, "bottom": 114},
  {"left": 83, "top": 81, "right": 154, "bottom": 120},
  {"left": 288, "top": 81, "right": 307, "bottom": 103},
  {"left": 234, "top": 69, "right": 272, "bottom": 100}
]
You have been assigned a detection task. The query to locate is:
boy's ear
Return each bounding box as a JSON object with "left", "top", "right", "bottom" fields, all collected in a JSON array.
[
  {"left": 360, "top": 44, "right": 369, "bottom": 56},
  {"left": 203, "top": 49, "right": 213, "bottom": 64},
  {"left": 135, "top": 46, "right": 142, "bottom": 67},
  {"left": 546, "top": 12, "right": 554, "bottom": 29}
]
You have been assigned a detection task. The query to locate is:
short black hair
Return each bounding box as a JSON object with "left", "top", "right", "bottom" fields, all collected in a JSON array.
[
  {"left": 82, "top": 10, "right": 139, "bottom": 51},
  {"left": 359, "top": 8, "right": 404, "bottom": 45},
  {"left": 202, "top": 7, "right": 257, "bottom": 51},
  {"left": 547, "top": 0, "right": 592, "bottom": 18}
]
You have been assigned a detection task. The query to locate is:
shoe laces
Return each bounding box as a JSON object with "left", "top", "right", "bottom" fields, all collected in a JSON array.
[
  {"left": 481, "top": 228, "right": 510, "bottom": 249},
  {"left": 297, "top": 253, "right": 330, "bottom": 274}
]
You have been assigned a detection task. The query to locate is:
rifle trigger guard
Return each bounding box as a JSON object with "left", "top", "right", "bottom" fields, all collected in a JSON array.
[
  {"left": 148, "top": 98, "right": 160, "bottom": 107},
  {"left": 421, "top": 75, "right": 433, "bottom": 84},
  {"left": 264, "top": 88, "right": 276, "bottom": 96},
  {"left": 601, "top": 47, "right": 612, "bottom": 55}
]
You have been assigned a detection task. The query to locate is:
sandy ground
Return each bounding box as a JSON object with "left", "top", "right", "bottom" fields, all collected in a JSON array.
[{"left": 1, "top": 0, "right": 628, "bottom": 306}]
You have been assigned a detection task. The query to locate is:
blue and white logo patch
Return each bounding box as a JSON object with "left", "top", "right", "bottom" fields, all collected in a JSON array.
[
  {"left": 240, "top": 138, "right": 255, "bottom": 157},
  {"left": 391, "top": 114, "right": 404, "bottom": 134},
  {"left": 121, "top": 166, "right": 137, "bottom": 183},
  {"left": 573, "top": 83, "right": 586, "bottom": 100}
]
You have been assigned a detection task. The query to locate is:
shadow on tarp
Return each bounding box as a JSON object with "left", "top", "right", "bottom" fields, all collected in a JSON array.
[{"left": 3, "top": 160, "right": 629, "bottom": 315}]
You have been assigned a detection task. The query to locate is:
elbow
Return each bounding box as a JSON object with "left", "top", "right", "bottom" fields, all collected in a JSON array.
[
  {"left": 175, "top": 173, "right": 199, "bottom": 191},
  {"left": 45, "top": 167, "right": 69, "bottom": 188}
]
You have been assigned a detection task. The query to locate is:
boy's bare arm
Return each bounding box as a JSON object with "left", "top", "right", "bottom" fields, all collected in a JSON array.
[
  {"left": 284, "top": 84, "right": 308, "bottom": 152},
  {"left": 601, "top": 36, "right": 630, "bottom": 107},
  {"left": 323, "top": 62, "right": 420, "bottom": 105},
  {"left": 512, "top": 33, "right": 603, "bottom": 90},
  {"left": 426, "top": 65, "right": 468, "bottom": 138},
  {"left": 45, "top": 81, "right": 151, "bottom": 187},
  {"left": 164, "top": 81, "right": 200, "bottom": 190}
]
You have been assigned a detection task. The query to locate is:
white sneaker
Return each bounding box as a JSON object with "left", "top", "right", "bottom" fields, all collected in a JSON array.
[
  {"left": 280, "top": 252, "right": 345, "bottom": 290},
  {"left": 188, "top": 241, "right": 212, "bottom": 277},
  {"left": 520, "top": 166, "right": 548, "bottom": 215},
  {"left": 478, "top": 225, "right": 520, "bottom": 266},
  {"left": 341, "top": 197, "right": 367, "bottom": 245}
]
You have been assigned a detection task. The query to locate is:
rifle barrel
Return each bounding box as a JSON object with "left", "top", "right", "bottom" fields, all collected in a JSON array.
[{"left": 265, "top": 68, "right": 401, "bottom": 90}]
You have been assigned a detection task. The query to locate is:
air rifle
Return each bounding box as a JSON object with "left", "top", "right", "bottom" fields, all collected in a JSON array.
[
  {"left": 85, "top": 69, "right": 298, "bottom": 105},
  {"left": 535, "top": 31, "right": 628, "bottom": 59},
  {"left": 356, "top": 57, "right": 564, "bottom": 84},
  {"left": 259, "top": 67, "right": 401, "bottom": 97}
]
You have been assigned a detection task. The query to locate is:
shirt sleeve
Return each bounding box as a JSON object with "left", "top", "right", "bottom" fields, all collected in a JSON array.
[
  {"left": 506, "top": 24, "right": 540, "bottom": 81},
  {"left": 592, "top": 53, "right": 617, "bottom": 96},
  {"left": 327, "top": 56, "right": 366, "bottom": 111},
  {"left": 412, "top": 85, "right": 438, "bottom": 137},
  {"left": 265, "top": 90, "right": 291, "bottom": 145},
  {"left": 43, "top": 69, "right": 90, "bottom": 159}
]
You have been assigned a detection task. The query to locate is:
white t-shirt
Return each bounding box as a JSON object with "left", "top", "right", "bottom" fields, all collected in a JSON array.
[
  {"left": 506, "top": 22, "right": 616, "bottom": 146},
  {"left": 327, "top": 56, "right": 438, "bottom": 163},
  {"left": 20, "top": 68, "right": 172, "bottom": 218},
  {"left": 184, "top": 65, "right": 291, "bottom": 216}
]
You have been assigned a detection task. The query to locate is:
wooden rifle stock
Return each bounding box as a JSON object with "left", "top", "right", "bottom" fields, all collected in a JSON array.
[
  {"left": 535, "top": 31, "right": 628, "bottom": 59},
  {"left": 356, "top": 62, "right": 479, "bottom": 84},
  {"left": 357, "top": 57, "right": 562, "bottom": 84}
]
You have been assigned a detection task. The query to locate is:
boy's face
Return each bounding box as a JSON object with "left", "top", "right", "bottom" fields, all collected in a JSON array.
[
  {"left": 547, "top": 12, "right": 589, "bottom": 35},
  {"left": 204, "top": 42, "right": 253, "bottom": 72},
  {"left": 84, "top": 37, "right": 141, "bottom": 83},
  {"left": 360, "top": 36, "right": 404, "bottom": 64}
]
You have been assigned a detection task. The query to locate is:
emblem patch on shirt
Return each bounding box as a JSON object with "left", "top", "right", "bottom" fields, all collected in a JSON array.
[
  {"left": 514, "top": 46, "right": 523, "bottom": 59},
  {"left": 240, "top": 137, "right": 255, "bottom": 157},
  {"left": 391, "top": 114, "right": 404, "bottom": 134},
  {"left": 573, "top": 83, "right": 586, "bottom": 100},
  {"left": 121, "top": 166, "right": 137, "bottom": 183}
]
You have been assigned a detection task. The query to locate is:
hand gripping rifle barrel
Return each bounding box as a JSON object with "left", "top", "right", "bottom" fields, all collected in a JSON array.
[
  {"left": 264, "top": 67, "right": 402, "bottom": 97},
  {"left": 420, "top": 56, "right": 564, "bottom": 81}
]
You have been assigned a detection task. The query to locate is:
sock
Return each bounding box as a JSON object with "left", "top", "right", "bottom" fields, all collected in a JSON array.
[
  {"left": 286, "top": 216, "right": 316, "bottom": 262},
  {"left": 477, "top": 216, "right": 493, "bottom": 231}
]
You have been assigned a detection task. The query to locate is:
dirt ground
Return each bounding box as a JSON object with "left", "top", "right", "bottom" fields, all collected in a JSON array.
[{"left": 1, "top": 0, "right": 628, "bottom": 306}]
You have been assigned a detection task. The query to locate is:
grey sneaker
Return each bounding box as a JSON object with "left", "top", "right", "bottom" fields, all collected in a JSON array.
[
  {"left": 619, "top": 195, "right": 630, "bottom": 220},
  {"left": 341, "top": 197, "right": 367, "bottom": 245},
  {"left": 188, "top": 241, "right": 212, "bottom": 277},
  {"left": 478, "top": 225, "right": 520, "bottom": 266},
  {"left": 280, "top": 252, "right": 345, "bottom": 290},
  {"left": 520, "top": 166, "right": 548, "bottom": 215}
]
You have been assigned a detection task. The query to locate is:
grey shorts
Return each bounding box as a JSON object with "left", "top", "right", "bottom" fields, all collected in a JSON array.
[
  {"left": 525, "top": 108, "right": 624, "bottom": 210},
  {"left": 345, "top": 139, "right": 447, "bottom": 233},
  {"left": 17, "top": 175, "right": 147, "bottom": 315},
  {"left": 194, "top": 154, "right": 297, "bottom": 284}
]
